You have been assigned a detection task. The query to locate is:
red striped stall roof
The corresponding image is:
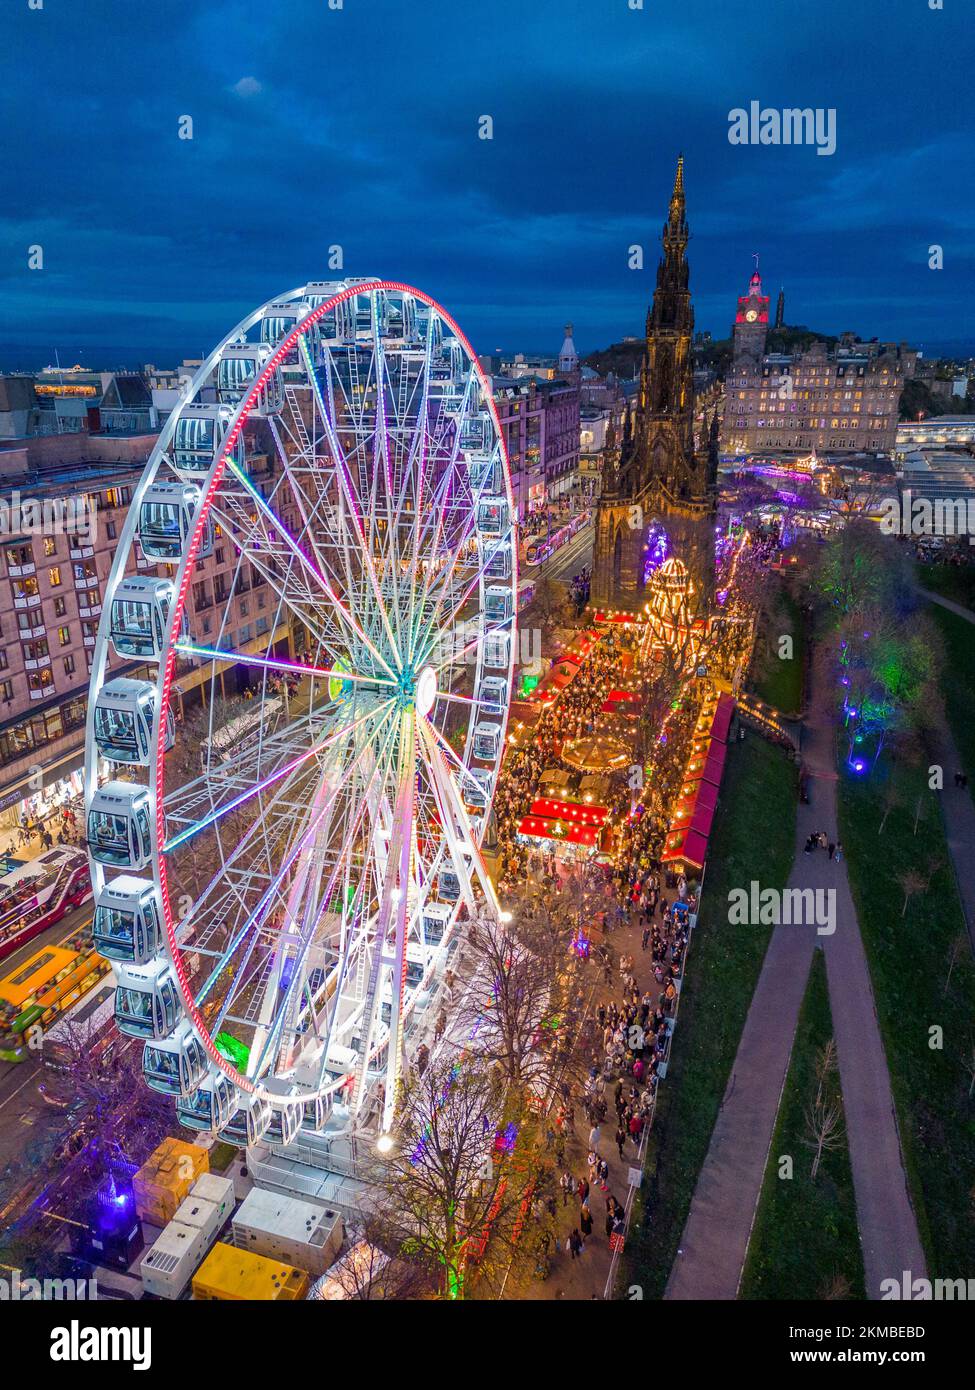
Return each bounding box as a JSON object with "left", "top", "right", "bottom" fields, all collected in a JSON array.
[
  {"left": 517, "top": 816, "right": 599, "bottom": 848},
  {"left": 529, "top": 797, "right": 608, "bottom": 825},
  {"left": 677, "top": 778, "right": 719, "bottom": 813},
  {"left": 661, "top": 826, "right": 709, "bottom": 869}
]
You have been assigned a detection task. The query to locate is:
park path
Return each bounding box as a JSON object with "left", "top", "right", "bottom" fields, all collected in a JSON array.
[
  {"left": 664, "top": 745, "right": 820, "bottom": 1298},
  {"left": 667, "top": 662, "right": 926, "bottom": 1299},
  {"left": 917, "top": 586, "right": 974, "bottom": 624}
]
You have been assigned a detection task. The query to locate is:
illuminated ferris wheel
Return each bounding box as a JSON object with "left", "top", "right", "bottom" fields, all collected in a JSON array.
[{"left": 83, "top": 279, "right": 517, "bottom": 1149}]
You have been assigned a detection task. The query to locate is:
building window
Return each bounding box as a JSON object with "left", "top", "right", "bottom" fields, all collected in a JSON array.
[
  {"left": 63, "top": 655, "right": 76, "bottom": 677},
  {"left": 58, "top": 625, "right": 71, "bottom": 646},
  {"left": 49, "top": 567, "right": 62, "bottom": 587},
  {"left": 43, "top": 537, "right": 57, "bottom": 557},
  {"left": 54, "top": 596, "right": 67, "bottom": 617},
  {"left": 0, "top": 680, "right": 13, "bottom": 703},
  {"left": 7, "top": 544, "right": 33, "bottom": 569}
]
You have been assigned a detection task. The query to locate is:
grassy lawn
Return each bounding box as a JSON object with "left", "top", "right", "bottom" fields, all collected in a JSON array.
[
  {"left": 926, "top": 602, "right": 975, "bottom": 784},
  {"left": 917, "top": 561, "right": 975, "bottom": 611},
  {"left": 751, "top": 585, "right": 807, "bottom": 717},
  {"left": 837, "top": 756, "right": 975, "bottom": 1277},
  {"left": 625, "top": 735, "right": 798, "bottom": 1297},
  {"left": 740, "top": 949, "right": 865, "bottom": 1300}
]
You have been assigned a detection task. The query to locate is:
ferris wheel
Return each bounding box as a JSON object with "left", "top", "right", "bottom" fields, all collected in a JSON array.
[{"left": 83, "top": 279, "right": 518, "bottom": 1150}]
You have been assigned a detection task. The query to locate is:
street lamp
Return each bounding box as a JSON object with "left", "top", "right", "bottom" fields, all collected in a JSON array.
[{"left": 376, "top": 1133, "right": 395, "bottom": 1155}]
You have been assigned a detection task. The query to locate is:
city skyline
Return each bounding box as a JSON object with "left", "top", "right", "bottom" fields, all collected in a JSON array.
[{"left": 3, "top": 0, "right": 973, "bottom": 371}]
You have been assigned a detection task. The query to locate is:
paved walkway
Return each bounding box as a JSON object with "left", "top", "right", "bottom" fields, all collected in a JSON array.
[
  {"left": 668, "top": 664, "right": 926, "bottom": 1299},
  {"left": 513, "top": 893, "right": 668, "bottom": 1300},
  {"left": 917, "top": 586, "right": 974, "bottom": 624}
]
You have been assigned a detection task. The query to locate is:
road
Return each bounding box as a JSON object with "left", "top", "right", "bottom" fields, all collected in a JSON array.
[
  {"left": 0, "top": 902, "right": 96, "bottom": 1187},
  {"left": 526, "top": 520, "right": 594, "bottom": 585}
]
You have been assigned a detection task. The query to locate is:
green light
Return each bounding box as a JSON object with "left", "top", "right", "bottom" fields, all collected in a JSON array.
[
  {"left": 215, "top": 1032, "right": 250, "bottom": 1071},
  {"left": 328, "top": 656, "right": 353, "bottom": 704}
]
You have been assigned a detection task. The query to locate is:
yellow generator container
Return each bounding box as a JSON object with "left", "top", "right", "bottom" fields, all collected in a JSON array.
[
  {"left": 192, "top": 1243, "right": 309, "bottom": 1301},
  {"left": 134, "top": 1137, "right": 209, "bottom": 1228}
]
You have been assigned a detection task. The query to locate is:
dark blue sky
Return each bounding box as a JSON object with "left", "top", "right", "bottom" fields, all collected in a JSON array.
[{"left": 2, "top": 0, "right": 972, "bottom": 370}]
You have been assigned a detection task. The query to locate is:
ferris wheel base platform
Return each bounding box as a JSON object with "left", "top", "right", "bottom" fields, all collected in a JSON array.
[{"left": 246, "top": 1141, "right": 374, "bottom": 1222}]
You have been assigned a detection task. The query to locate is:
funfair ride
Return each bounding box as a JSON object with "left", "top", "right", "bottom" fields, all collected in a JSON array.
[{"left": 83, "top": 280, "right": 517, "bottom": 1151}]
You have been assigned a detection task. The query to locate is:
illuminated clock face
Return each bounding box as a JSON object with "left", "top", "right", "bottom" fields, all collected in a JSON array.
[{"left": 745, "top": 309, "right": 758, "bottom": 322}]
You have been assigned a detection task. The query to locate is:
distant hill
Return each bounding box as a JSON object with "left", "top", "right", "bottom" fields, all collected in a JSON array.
[
  {"left": 584, "top": 324, "right": 838, "bottom": 381},
  {"left": 899, "top": 377, "right": 975, "bottom": 421},
  {"left": 582, "top": 341, "right": 645, "bottom": 380}
]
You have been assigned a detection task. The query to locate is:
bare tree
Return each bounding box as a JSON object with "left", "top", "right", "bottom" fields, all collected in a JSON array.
[
  {"left": 819, "top": 1272, "right": 853, "bottom": 1301},
  {"left": 963, "top": 1041, "right": 975, "bottom": 1102},
  {"left": 944, "top": 933, "right": 969, "bottom": 996},
  {"left": 803, "top": 1099, "right": 846, "bottom": 1180},
  {"left": 878, "top": 780, "right": 903, "bottom": 835},
  {"left": 898, "top": 869, "right": 930, "bottom": 917},
  {"left": 456, "top": 912, "right": 563, "bottom": 1089},
  {"left": 370, "top": 1057, "right": 554, "bottom": 1299},
  {"left": 814, "top": 1038, "right": 838, "bottom": 1111},
  {"left": 524, "top": 577, "right": 570, "bottom": 650}
]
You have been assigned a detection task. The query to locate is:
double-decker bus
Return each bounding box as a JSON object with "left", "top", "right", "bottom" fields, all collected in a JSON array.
[
  {"left": 0, "top": 936, "right": 110, "bottom": 1061},
  {"left": 0, "top": 846, "right": 92, "bottom": 963}
]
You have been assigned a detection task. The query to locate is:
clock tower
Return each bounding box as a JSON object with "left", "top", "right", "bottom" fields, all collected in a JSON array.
[{"left": 732, "top": 256, "right": 770, "bottom": 369}]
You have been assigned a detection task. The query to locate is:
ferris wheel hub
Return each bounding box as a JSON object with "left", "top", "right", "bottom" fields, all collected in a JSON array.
[{"left": 414, "top": 665, "right": 437, "bottom": 718}]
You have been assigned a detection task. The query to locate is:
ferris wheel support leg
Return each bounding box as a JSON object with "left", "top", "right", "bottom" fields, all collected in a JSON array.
[
  {"left": 380, "top": 711, "right": 416, "bottom": 1135},
  {"left": 418, "top": 718, "right": 501, "bottom": 923},
  {"left": 352, "top": 709, "right": 416, "bottom": 1136}
]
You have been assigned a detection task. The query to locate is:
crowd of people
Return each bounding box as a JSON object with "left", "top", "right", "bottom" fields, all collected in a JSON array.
[
  {"left": 492, "top": 628, "right": 644, "bottom": 899},
  {"left": 525, "top": 863, "right": 695, "bottom": 1282},
  {"left": 2, "top": 795, "right": 85, "bottom": 861}
]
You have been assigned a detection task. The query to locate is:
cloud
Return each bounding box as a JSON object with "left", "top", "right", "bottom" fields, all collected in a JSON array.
[{"left": 2, "top": 0, "right": 971, "bottom": 364}]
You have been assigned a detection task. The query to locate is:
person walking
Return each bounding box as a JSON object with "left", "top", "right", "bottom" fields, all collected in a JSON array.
[
  {"left": 580, "top": 1204, "right": 593, "bottom": 1242},
  {"left": 615, "top": 1124, "right": 626, "bottom": 1160},
  {"left": 568, "top": 1228, "right": 583, "bottom": 1261}
]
